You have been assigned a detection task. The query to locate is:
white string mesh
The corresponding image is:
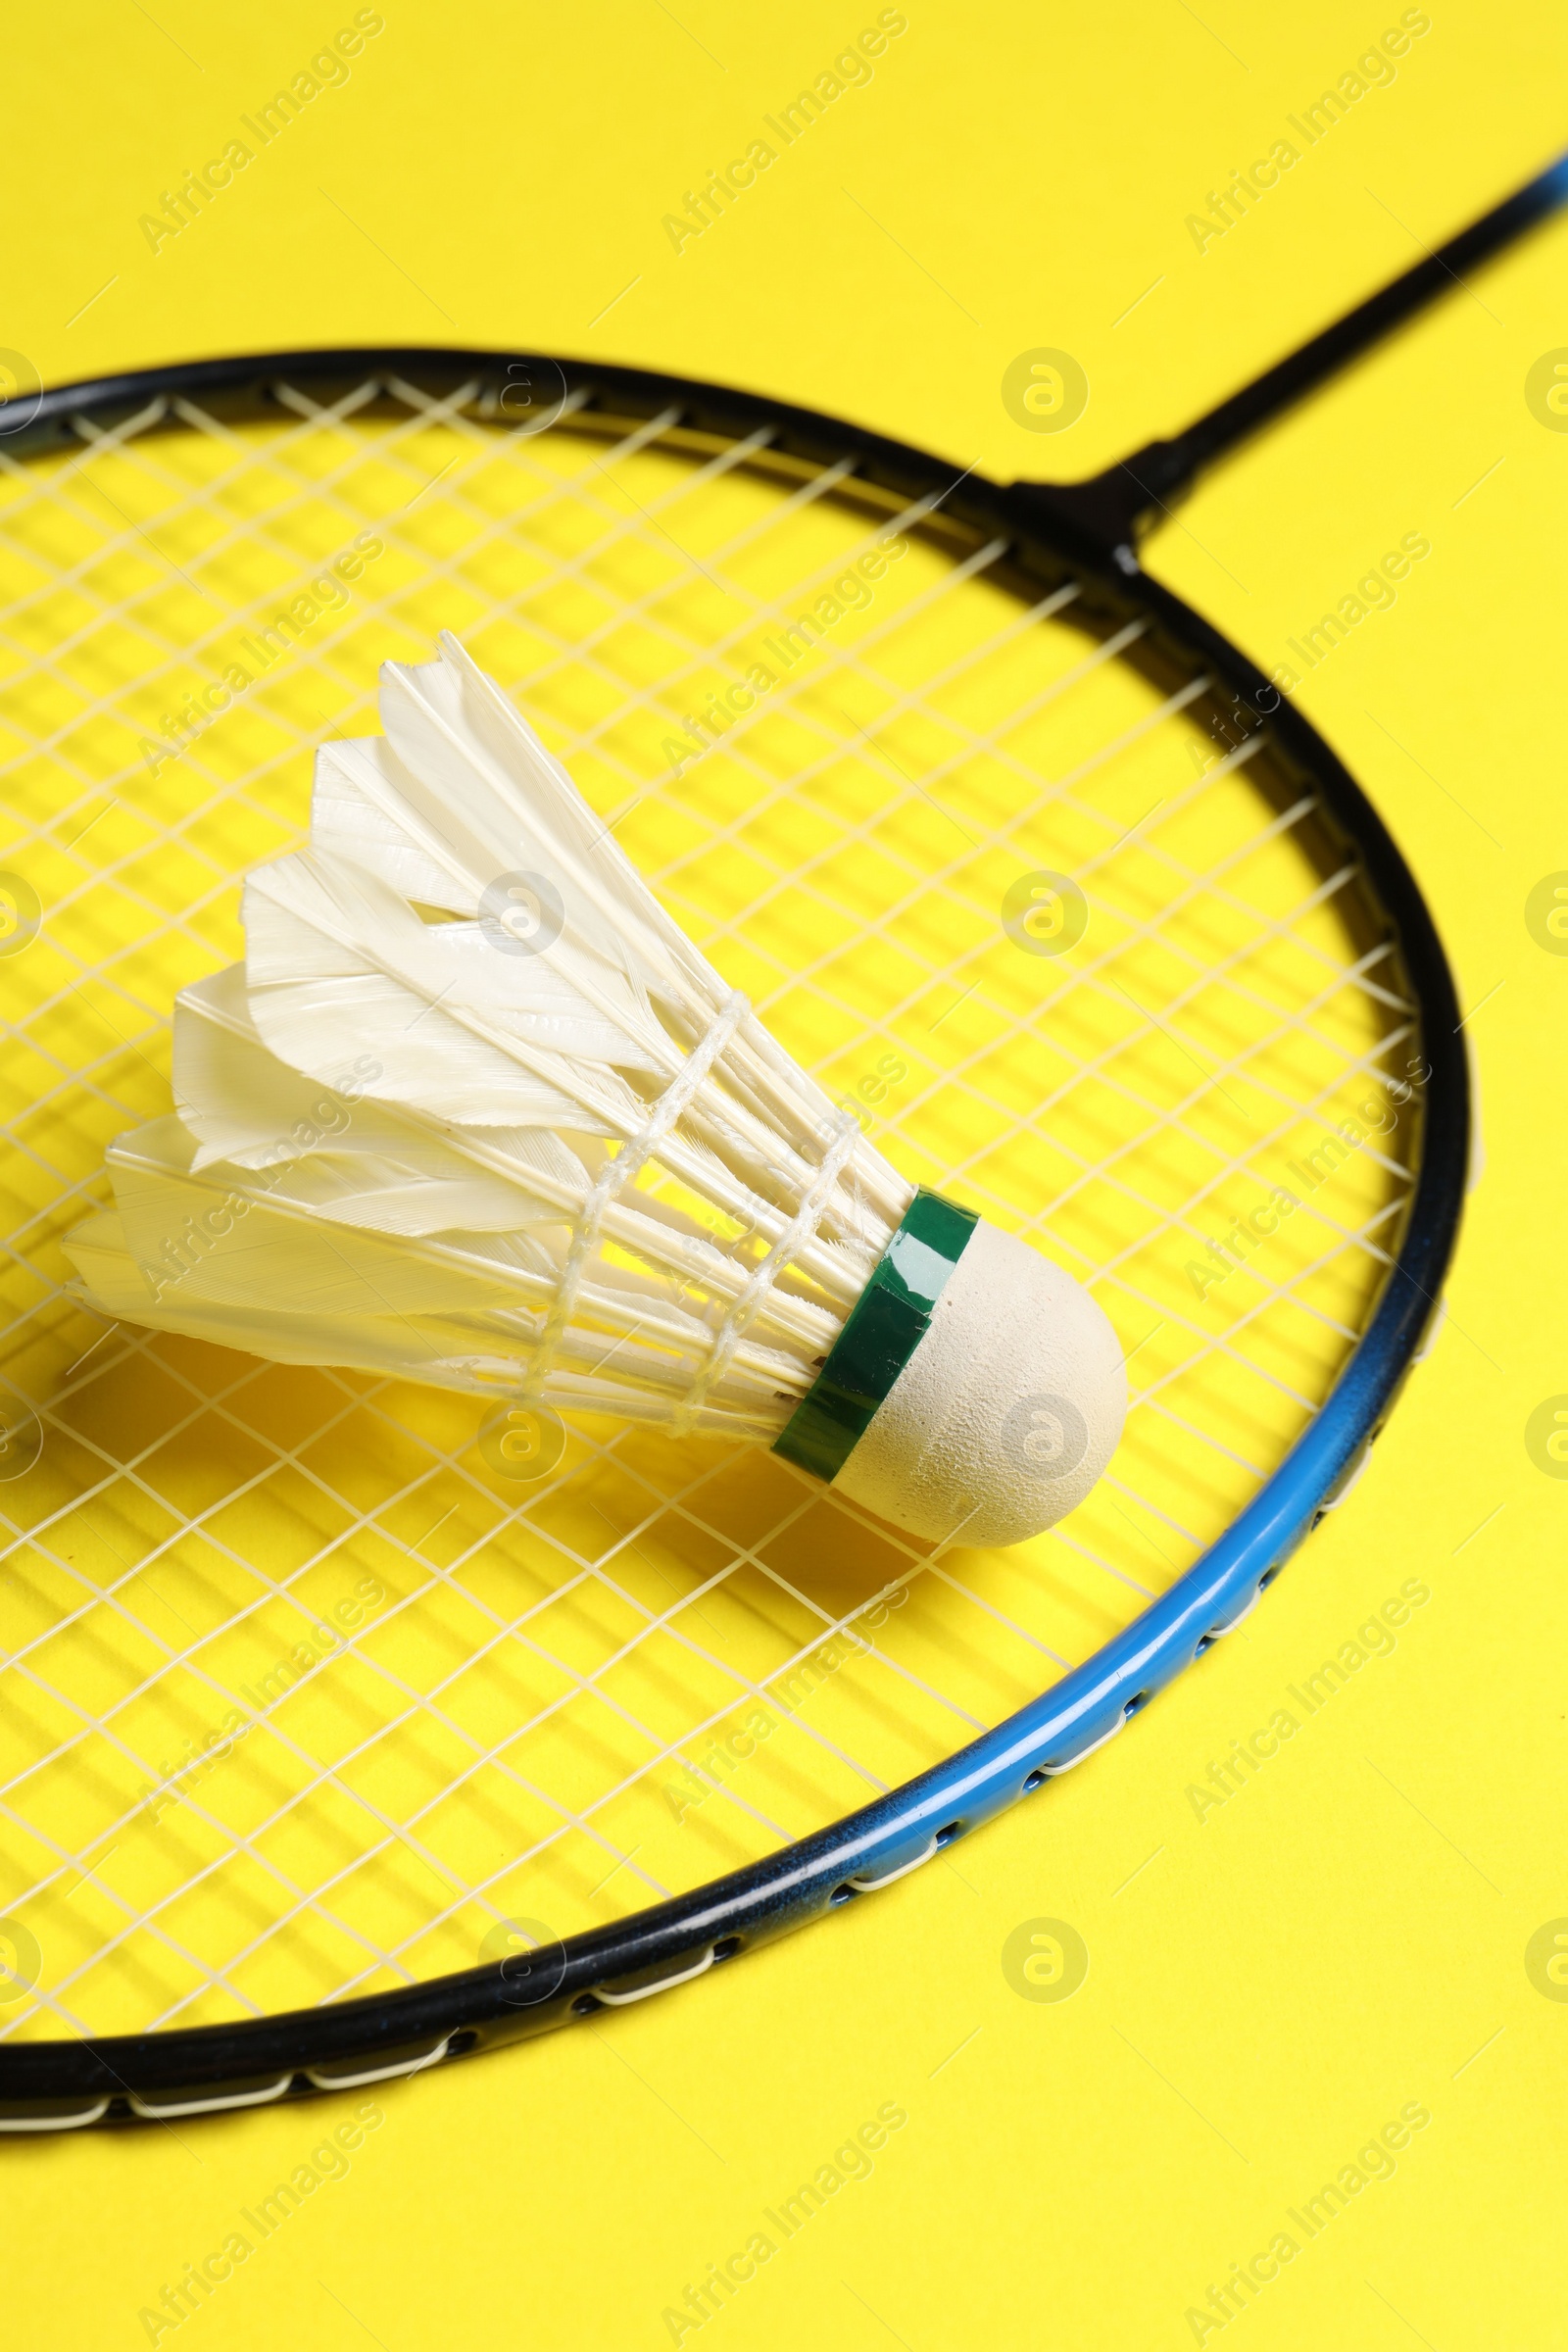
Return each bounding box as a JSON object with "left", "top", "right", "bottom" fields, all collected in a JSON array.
[{"left": 0, "top": 374, "right": 1416, "bottom": 2039}]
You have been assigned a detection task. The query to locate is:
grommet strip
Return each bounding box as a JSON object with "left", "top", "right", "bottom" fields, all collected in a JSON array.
[
  {"left": 847, "top": 1835, "right": 940, "bottom": 1892},
  {"left": 596, "top": 1944, "right": 715, "bottom": 2004}
]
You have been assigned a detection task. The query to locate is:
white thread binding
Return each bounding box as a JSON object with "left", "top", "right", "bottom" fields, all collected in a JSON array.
[
  {"left": 669, "top": 1108, "right": 861, "bottom": 1439},
  {"left": 521, "top": 991, "right": 751, "bottom": 1401}
]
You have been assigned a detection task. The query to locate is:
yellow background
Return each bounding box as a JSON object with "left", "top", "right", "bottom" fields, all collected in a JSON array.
[{"left": 4, "top": 2, "right": 1566, "bottom": 2345}]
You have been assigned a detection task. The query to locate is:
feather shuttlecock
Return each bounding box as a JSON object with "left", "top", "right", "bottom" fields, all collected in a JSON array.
[{"left": 66, "top": 638, "right": 1125, "bottom": 1546}]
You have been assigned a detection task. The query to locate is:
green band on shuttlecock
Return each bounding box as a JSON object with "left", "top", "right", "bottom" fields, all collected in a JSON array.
[{"left": 771, "top": 1188, "right": 979, "bottom": 1486}]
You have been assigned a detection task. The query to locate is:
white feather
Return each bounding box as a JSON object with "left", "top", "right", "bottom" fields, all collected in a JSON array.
[
  {"left": 68, "top": 639, "right": 916, "bottom": 1438},
  {"left": 242, "top": 851, "right": 638, "bottom": 1130},
  {"left": 311, "top": 735, "right": 476, "bottom": 913}
]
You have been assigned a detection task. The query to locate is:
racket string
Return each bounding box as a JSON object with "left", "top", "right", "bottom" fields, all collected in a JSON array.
[{"left": 3, "top": 1326, "right": 991, "bottom": 2020}]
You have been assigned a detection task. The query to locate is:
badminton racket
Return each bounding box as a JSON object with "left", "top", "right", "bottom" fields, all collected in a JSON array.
[{"left": 0, "top": 150, "right": 1558, "bottom": 2125}]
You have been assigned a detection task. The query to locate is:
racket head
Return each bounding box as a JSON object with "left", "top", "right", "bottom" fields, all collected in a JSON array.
[{"left": 0, "top": 350, "right": 1461, "bottom": 2120}]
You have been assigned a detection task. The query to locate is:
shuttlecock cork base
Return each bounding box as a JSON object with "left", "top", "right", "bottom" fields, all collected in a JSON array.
[
  {"left": 66, "top": 636, "right": 1125, "bottom": 1550},
  {"left": 779, "top": 1199, "right": 1125, "bottom": 1548}
]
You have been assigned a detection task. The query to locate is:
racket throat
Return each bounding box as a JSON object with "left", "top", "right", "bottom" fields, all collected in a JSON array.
[{"left": 1005, "top": 449, "right": 1185, "bottom": 569}]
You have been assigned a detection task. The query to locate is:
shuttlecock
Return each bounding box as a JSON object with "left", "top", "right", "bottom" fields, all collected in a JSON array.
[{"left": 65, "top": 637, "right": 1125, "bottom": 1546}]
